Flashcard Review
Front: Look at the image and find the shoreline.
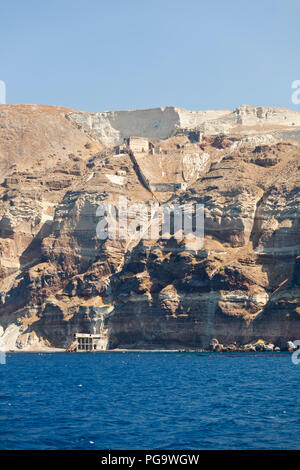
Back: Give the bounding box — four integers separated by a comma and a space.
4, 348, 293, 354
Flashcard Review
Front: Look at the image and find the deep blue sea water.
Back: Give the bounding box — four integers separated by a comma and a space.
0, 352, 299, 450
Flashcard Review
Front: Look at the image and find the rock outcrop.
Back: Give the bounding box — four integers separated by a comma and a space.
67, 104, 300, 146
0, 103, 300, 350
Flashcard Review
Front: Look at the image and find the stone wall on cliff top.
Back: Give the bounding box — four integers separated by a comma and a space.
0, 104, 300, 350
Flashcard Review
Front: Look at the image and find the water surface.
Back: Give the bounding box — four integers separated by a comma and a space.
0, 352, 299, 449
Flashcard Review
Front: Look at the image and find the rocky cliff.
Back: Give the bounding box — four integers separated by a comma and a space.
0, 103, 300, 351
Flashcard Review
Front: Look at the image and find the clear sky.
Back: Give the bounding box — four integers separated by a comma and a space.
1, 0, 300, 112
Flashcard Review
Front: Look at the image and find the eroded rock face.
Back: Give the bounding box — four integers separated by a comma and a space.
0, 104, 300, 350
67, 105, 300, 146
67, 107, 231, 146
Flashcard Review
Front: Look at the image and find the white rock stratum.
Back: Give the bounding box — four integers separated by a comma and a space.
67, 105, 300, 145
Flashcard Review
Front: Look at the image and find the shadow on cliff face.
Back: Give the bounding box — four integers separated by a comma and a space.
252, 256, 300, 345
250, 183, 300, 289
107, 237, 257, 349
19, 220, 53, 270
253, 306, 300, 346
33, 302, 105, 348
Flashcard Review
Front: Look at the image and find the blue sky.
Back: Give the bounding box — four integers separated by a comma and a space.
1, 0, 300, 112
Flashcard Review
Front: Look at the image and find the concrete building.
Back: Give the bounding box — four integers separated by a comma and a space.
188, 130, 203, 143
115, 144, 128, 155
73, 333, 106, 352
125, 136, 149, 153
116, 169, 127, 176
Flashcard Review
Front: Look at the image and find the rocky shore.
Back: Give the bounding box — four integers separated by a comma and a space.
207, 338, 297, 352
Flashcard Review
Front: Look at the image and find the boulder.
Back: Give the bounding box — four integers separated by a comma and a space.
209, 338, 219, 351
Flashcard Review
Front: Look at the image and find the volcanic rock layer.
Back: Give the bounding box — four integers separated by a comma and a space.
0, 104, 300, 350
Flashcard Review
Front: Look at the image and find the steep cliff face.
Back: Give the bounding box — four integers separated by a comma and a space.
0, 104, 300, 350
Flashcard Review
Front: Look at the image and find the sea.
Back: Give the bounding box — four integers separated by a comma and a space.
0, 352, 299, 450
